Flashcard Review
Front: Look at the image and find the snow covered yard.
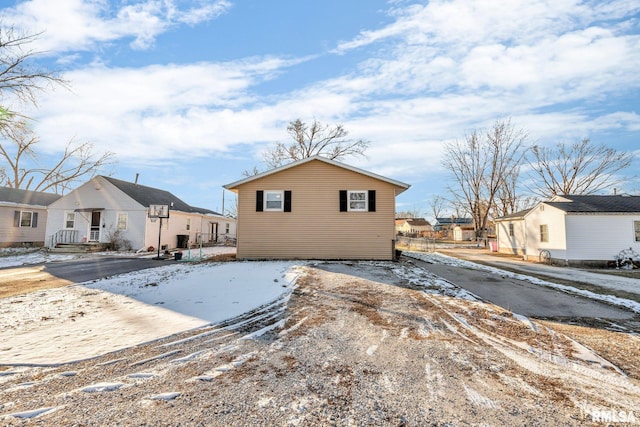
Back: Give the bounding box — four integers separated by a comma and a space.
0, 252, 300, 365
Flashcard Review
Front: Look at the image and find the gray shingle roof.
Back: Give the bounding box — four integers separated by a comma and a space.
102, 176, 220, 215
436, 217, 473, 225
545, 195, 640, 213
0, 187, 61, 207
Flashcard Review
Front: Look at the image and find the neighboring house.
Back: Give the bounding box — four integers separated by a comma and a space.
395, 218, 433, 236
495, 194, 640, 266
45, 176, 236, 251
434, 217, 474, 240
0, 187, 61, 248
224, 155, 410, 260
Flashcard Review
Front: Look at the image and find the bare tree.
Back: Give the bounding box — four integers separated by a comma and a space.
429, 195, 447, 223
0, 24, 114, 193
0, 120, 114, 194
443, 119, 527, 239
0, 24, 67, 110
528, 138, 633, 197
396, 207, 422, 219
263, 119, 369, 169
221, 190, 238, 219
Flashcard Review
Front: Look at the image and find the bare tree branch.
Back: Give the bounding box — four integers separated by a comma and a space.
528, 138, 633, 197
0, 119, 115, 194
262, 119, 369, 169
443, 119, 528, 238
0, 24, 68, 108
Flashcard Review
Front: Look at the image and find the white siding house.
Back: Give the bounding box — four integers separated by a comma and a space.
495, 195, 640, 266
46, 176, 236, 251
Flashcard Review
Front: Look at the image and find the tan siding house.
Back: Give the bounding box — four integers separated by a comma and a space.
0, 187, 60, 248
224, 156, 410, 260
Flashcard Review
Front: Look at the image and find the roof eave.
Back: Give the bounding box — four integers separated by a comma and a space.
223, 156, 411, 192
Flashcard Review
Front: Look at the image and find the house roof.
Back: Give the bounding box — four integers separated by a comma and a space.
0, 187, 61, 207
223, 155, 410, 194
101, 176, 221, 215
406, 218, 432, 227
545, 195, 640, 213
435, 217, 473, 225
495, 208, 533, 221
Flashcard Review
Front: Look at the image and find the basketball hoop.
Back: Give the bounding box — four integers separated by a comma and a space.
148, 204, 171, 260
148, 204, 170, 219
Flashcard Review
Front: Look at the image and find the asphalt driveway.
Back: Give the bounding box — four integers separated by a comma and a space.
408, 257, 635, 321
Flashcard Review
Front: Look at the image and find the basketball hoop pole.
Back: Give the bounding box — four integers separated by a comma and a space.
149, 204, 170, 260
157, 217, 163, 260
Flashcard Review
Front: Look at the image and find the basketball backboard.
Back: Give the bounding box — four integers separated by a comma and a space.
148, 204, 170, 218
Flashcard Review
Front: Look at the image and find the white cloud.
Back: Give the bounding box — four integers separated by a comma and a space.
7, 0, 640, 188
30, 56, 306, 159
4, 0, 231, 52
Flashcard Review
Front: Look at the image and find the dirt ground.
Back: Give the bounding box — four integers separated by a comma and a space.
1, 263, 639, 426
0, 265, 73, 299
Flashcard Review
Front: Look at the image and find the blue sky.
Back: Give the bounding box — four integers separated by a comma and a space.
2, 0, 639, 218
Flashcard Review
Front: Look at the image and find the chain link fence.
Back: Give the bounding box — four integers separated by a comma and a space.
395, 236, 436, 252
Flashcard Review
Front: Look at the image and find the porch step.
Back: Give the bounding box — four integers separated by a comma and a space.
51, 243, 109, 253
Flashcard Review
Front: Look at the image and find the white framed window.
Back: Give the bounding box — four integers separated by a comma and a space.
186, 218, 191, 231
265, 190, 284, 211
634, 221, 640, 242
64, 212, 76, 229
117, 213, 128, 230
225, 223, 230, 234
540, 224, 549, 243
348, 190, 367, 211
20, 211, 33, 227
508, 223, 514, 237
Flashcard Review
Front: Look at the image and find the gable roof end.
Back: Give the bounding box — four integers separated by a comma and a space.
223, 155, 410, 193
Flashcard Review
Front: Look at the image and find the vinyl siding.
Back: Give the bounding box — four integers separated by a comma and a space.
496, 218, 526, 255
235, 160, 400, 260
522, 204, 567, 261
0, 206, 48, 247
142, 211, 236, 250
565, 214, 640, 261
46, 177, 148, 249
46, 176, 235, 251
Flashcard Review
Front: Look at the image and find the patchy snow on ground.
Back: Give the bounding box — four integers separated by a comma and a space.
0, 254, 300, 365
0, 248, 76, 268
406, 251, 640, 314
1, 246, 637, 367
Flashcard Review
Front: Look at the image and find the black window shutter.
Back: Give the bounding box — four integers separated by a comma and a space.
368, 190, 376, 212
256, 190, 264, 212
284, 191, 292, 212
339, 190, 347, 212
32, 212, 38, 228
13, 211, 20, 227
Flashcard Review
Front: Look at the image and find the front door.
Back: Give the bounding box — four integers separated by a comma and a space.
211, 222, 218, 243
89, 210, 101, 242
